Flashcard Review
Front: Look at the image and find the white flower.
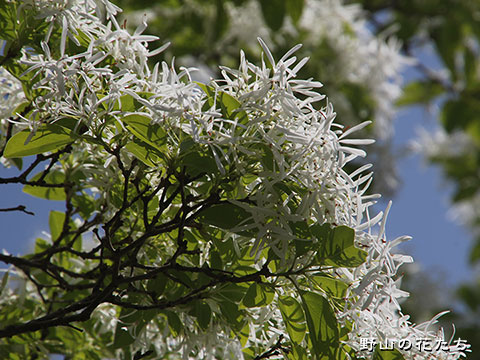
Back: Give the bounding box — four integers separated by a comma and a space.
0, 67, 25, 120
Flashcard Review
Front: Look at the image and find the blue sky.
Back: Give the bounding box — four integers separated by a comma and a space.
384, 43, 475, 286
386, 106, 473, 286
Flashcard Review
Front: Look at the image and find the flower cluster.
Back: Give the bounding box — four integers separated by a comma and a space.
222, 0, 412, 195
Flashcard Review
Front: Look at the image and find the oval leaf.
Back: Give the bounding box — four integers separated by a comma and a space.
312, 275, 348, 299
4, 124, 73, 158
260, 0, 286, 31
300, 291, 339, 358
199, 202, 253, 230
243, 283, 274, 308
315, 225, 367, 268
278, 295, 306, 344
194, 301, 211, 330
123, 114, 167, 153
23, 170, 66, 200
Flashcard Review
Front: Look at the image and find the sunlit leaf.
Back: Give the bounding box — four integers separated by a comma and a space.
49, 210, 66, 242
279, 295, 306, 344
125, 139, 161, 167
4, 124, 73, 158
315, 225, 367, 268
300, 291, 339, 358
312, 275, 348, 299
123, 114, 167, 153
23, 170, 66, 201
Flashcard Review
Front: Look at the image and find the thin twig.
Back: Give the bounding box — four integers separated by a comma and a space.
0, 205, 35, 216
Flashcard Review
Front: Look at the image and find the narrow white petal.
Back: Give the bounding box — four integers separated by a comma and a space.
60, 16, 68, 57
339, 120, 372, 139
257, 37, 275, 67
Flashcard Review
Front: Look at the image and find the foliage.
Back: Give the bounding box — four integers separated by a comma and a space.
0, 0, 471, 359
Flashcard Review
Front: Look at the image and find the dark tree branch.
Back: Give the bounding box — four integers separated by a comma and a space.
253, 335, 288, 360
0, 205, 34, 216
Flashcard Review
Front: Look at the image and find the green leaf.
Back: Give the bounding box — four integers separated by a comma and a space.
242, 283, 274, 308
34, 237, 50, 254
146, 274, 168, 297
0, 1, 18, 42
373, 346, 405, 360
464, 46, 477, 89
23, 170, 66, 200
71, 193, 95, 219
457, 284, 480, 312
219, 300, 245, 330
441, 98, 480, 133
396, 80, 444, 107
239, 323, 250, 347
312, 275, 348, 299
466, 118, 480, 145
287, 344, 308, 360
164, 310, 183, 337
469, 241, 480, 264
113, 309, 157, 349
3, 124, 73, 158
193, 301, 211, 330
113, 324, 135, 350
216, 283, 248, 303
125, 139, 161, 167
48, 207, 82, 255
197, 83, 248, 124
260, 0, 286, 31
278, 295, 306, 344
10, 157, 23, 170
291, 221, 314, 256
315, 225, 367, 268
0, 272, 9, 297
214, 0, 229, 38
210, 249, 223, 269
300, 291, 339, 359
118, 94, 136, 112
286, 0, 304, 25
98, 93, 144, 112
11, 101, 31, 118
199, 202, 253, 231
123, 114, 167, 153
180, 149, 219, 176
432, 20, 462, 77
49, 211, 66, 242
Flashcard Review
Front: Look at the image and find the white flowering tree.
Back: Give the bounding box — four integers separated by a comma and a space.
0, 1, 471, 359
